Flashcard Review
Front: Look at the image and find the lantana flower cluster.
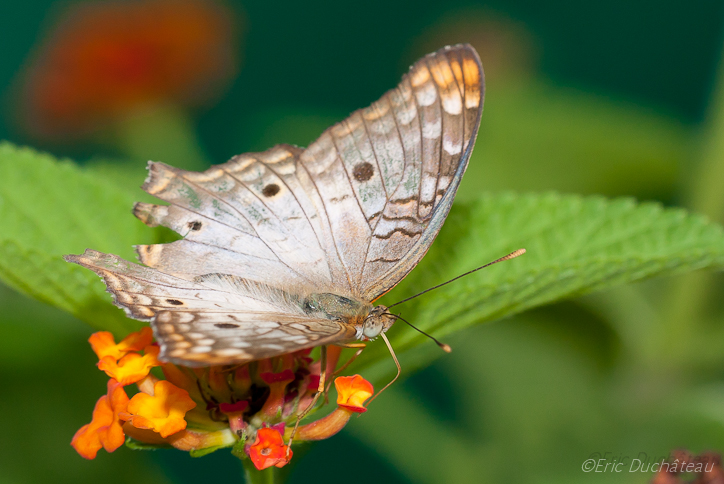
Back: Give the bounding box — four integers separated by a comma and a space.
72, 327, 373, 470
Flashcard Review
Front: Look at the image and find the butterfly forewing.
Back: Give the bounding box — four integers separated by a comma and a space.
65, 44, 484, 367
134, 145, 336, 290
301, 45, 484, 300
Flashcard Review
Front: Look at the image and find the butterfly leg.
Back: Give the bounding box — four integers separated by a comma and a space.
286, 345, 327, 457
324, 343, 367, 399
364, 333, 400, 409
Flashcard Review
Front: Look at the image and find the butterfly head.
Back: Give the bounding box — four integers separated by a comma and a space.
360, 305, 396, 340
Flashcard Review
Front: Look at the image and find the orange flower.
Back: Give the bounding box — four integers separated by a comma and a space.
335, 375, 374, 413
74, 327, 377, 467
120, 380, 196, 438
288, 375, 374, 441
161, 363, 205, 403
71, 379, 129, 459
89, 327, 153, 361
18, 0, 237, 139
97, 345, 161, 385
248, 428, 292, 470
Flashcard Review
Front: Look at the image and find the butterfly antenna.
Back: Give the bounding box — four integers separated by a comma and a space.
387, 248, 526, 309
386, 312, 451, 353
365, 333, 400, 408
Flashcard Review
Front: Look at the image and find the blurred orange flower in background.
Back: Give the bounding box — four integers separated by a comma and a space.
16, 0, 238, 140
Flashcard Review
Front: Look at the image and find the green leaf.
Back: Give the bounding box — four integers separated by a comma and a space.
0, 142, 165, 336
125, 437, 172, 451
189, 446, 227, 458
360, 192, 724, 378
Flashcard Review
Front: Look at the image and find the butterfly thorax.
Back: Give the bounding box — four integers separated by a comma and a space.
302, 293, 394, 341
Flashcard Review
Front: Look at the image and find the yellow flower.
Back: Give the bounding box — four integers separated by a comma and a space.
120, 380, 197, 438
97, 344, 160, 385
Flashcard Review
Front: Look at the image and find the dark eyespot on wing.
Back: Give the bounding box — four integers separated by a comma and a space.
214, 323, 240, 329
262, 183, 280, 197
352, 162, 374, 182
166, 299, 184, 306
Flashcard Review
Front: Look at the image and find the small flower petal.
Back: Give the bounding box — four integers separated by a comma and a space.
89, 327, 153, 361
335, 375, 373, 413
248, 428, 292, 470
120, 380, 196, 438
259, 369, 295, 385
220, 401, 249, 435
219, 401, 249, 413
97, 344, 160, 385
71, 379, 129, 459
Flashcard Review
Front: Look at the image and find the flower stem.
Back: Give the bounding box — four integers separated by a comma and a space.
241, 458, 278, 484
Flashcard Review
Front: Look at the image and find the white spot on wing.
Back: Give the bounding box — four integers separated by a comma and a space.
443, 136, 462, 155
416, 83, 437, 107
441, 92, 463, 115
191, 345, 212, 353
397, 104, 418, 125
422, 119, 441, 139
214, 348, 247, 357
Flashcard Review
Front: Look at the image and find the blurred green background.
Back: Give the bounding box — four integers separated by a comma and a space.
1, 0, 724, 483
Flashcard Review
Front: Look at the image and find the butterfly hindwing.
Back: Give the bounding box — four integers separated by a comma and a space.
65, 250, 356, 366
153, 310, 355, 366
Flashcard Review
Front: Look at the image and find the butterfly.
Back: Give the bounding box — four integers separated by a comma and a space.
65, 44, 484, 368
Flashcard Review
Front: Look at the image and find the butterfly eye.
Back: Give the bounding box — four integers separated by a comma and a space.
362, 317, 383, 339
303, 299, 318, 314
